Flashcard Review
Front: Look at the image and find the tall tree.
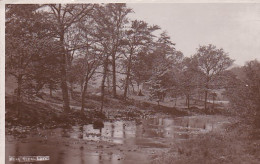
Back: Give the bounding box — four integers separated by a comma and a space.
131, 49, 153, 92
91, 4, 131, 109
122, 20, 159, 99
148, 32, 177, 105
45, 4, 95, 112
6, 4, 58, 114
107, 4, 132, 98
193, 44, 234, 110
66, 24, 83, 99
176, 56, 198, 109
6, 5, 46, 99
91, 4, 111, 111
76, 17, 102, 112
94, 4, 132, 99
29, 44, 60, 97
149, 65, 174, 106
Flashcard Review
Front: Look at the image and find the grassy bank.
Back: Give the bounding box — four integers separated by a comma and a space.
5, 91, 188, 130
151, 117, 260, 164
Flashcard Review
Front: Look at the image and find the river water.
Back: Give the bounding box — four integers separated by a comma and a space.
6, 115, 227, 164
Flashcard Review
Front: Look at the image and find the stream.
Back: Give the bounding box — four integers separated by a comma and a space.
6, 115, 228, 164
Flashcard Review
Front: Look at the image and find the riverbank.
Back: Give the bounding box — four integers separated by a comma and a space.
151, 116, 260, 164
6, 114, 234, 164
5, 92, 188, 135
6, 93, 258, 164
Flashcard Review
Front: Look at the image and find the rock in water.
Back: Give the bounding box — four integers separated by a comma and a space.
93, 119, 104, 129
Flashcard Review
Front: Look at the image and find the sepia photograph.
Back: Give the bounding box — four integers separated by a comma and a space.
3, 1, 260, 164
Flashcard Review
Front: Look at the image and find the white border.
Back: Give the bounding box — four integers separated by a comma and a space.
1, 0, 260, 163
1, 0, 260, 4
0, 1, 5, 164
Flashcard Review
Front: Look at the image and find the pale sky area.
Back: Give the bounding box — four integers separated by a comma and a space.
128, 3, 260, 66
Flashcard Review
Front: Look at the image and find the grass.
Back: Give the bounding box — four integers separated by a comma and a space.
151, 118, 260, 164
6, 80, 259, 163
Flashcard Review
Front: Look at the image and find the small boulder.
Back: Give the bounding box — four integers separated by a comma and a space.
93, 119, 104, 129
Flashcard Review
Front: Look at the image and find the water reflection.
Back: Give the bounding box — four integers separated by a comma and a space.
61, 116, 216, 145
6, 116, 219, 164
6, 141, 144, 164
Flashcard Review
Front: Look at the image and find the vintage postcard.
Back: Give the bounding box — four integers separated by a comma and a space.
1, 0, 260, 163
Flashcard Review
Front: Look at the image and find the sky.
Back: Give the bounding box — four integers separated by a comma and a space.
128, 3, 260, 66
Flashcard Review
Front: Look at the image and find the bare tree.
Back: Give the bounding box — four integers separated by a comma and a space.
107, 4, 132, 98
45, 4, 95, 113
77, 22, 102, 112
93, 4, 132, 100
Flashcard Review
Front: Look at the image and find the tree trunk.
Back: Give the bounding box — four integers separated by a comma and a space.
106, 72, 110, 94
131, 81, 135, 94
60, 32, 70, 113
17, 75, 22, 102
138, 89, 143, 96
123, 71, 130, 100
124, 53, 132, 100
256, 109, 260, 128
70, 82, 74, 100
112, 53, 117, 98
81, 77, 89, 113
49, 85, 53, 97
60, 61, 70, 112
198, 91, 202, 102
187, 94, 190, 109
16, 75, 22, 117
204, 90, 208, 110
212, 95, 215, 109
80, 82, 83, 93
35, 82, 44, 96
101, 55, 109, 111
204, 74, 210, 110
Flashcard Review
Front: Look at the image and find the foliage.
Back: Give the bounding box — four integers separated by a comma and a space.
225, 60, 260, 119
148, 32, 177, 104
6, 4, 59, 100
121, 20, 160, 97
7, 4, 251, 117
192, 44, 234, 109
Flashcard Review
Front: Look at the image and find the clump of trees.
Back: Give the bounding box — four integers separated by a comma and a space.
6, 4, 259, 122
6, 4, 60, 115
145, 44, 234, 110
224, 60, 260, 127
6, 4, 165, 113
192, 44, 234, 109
